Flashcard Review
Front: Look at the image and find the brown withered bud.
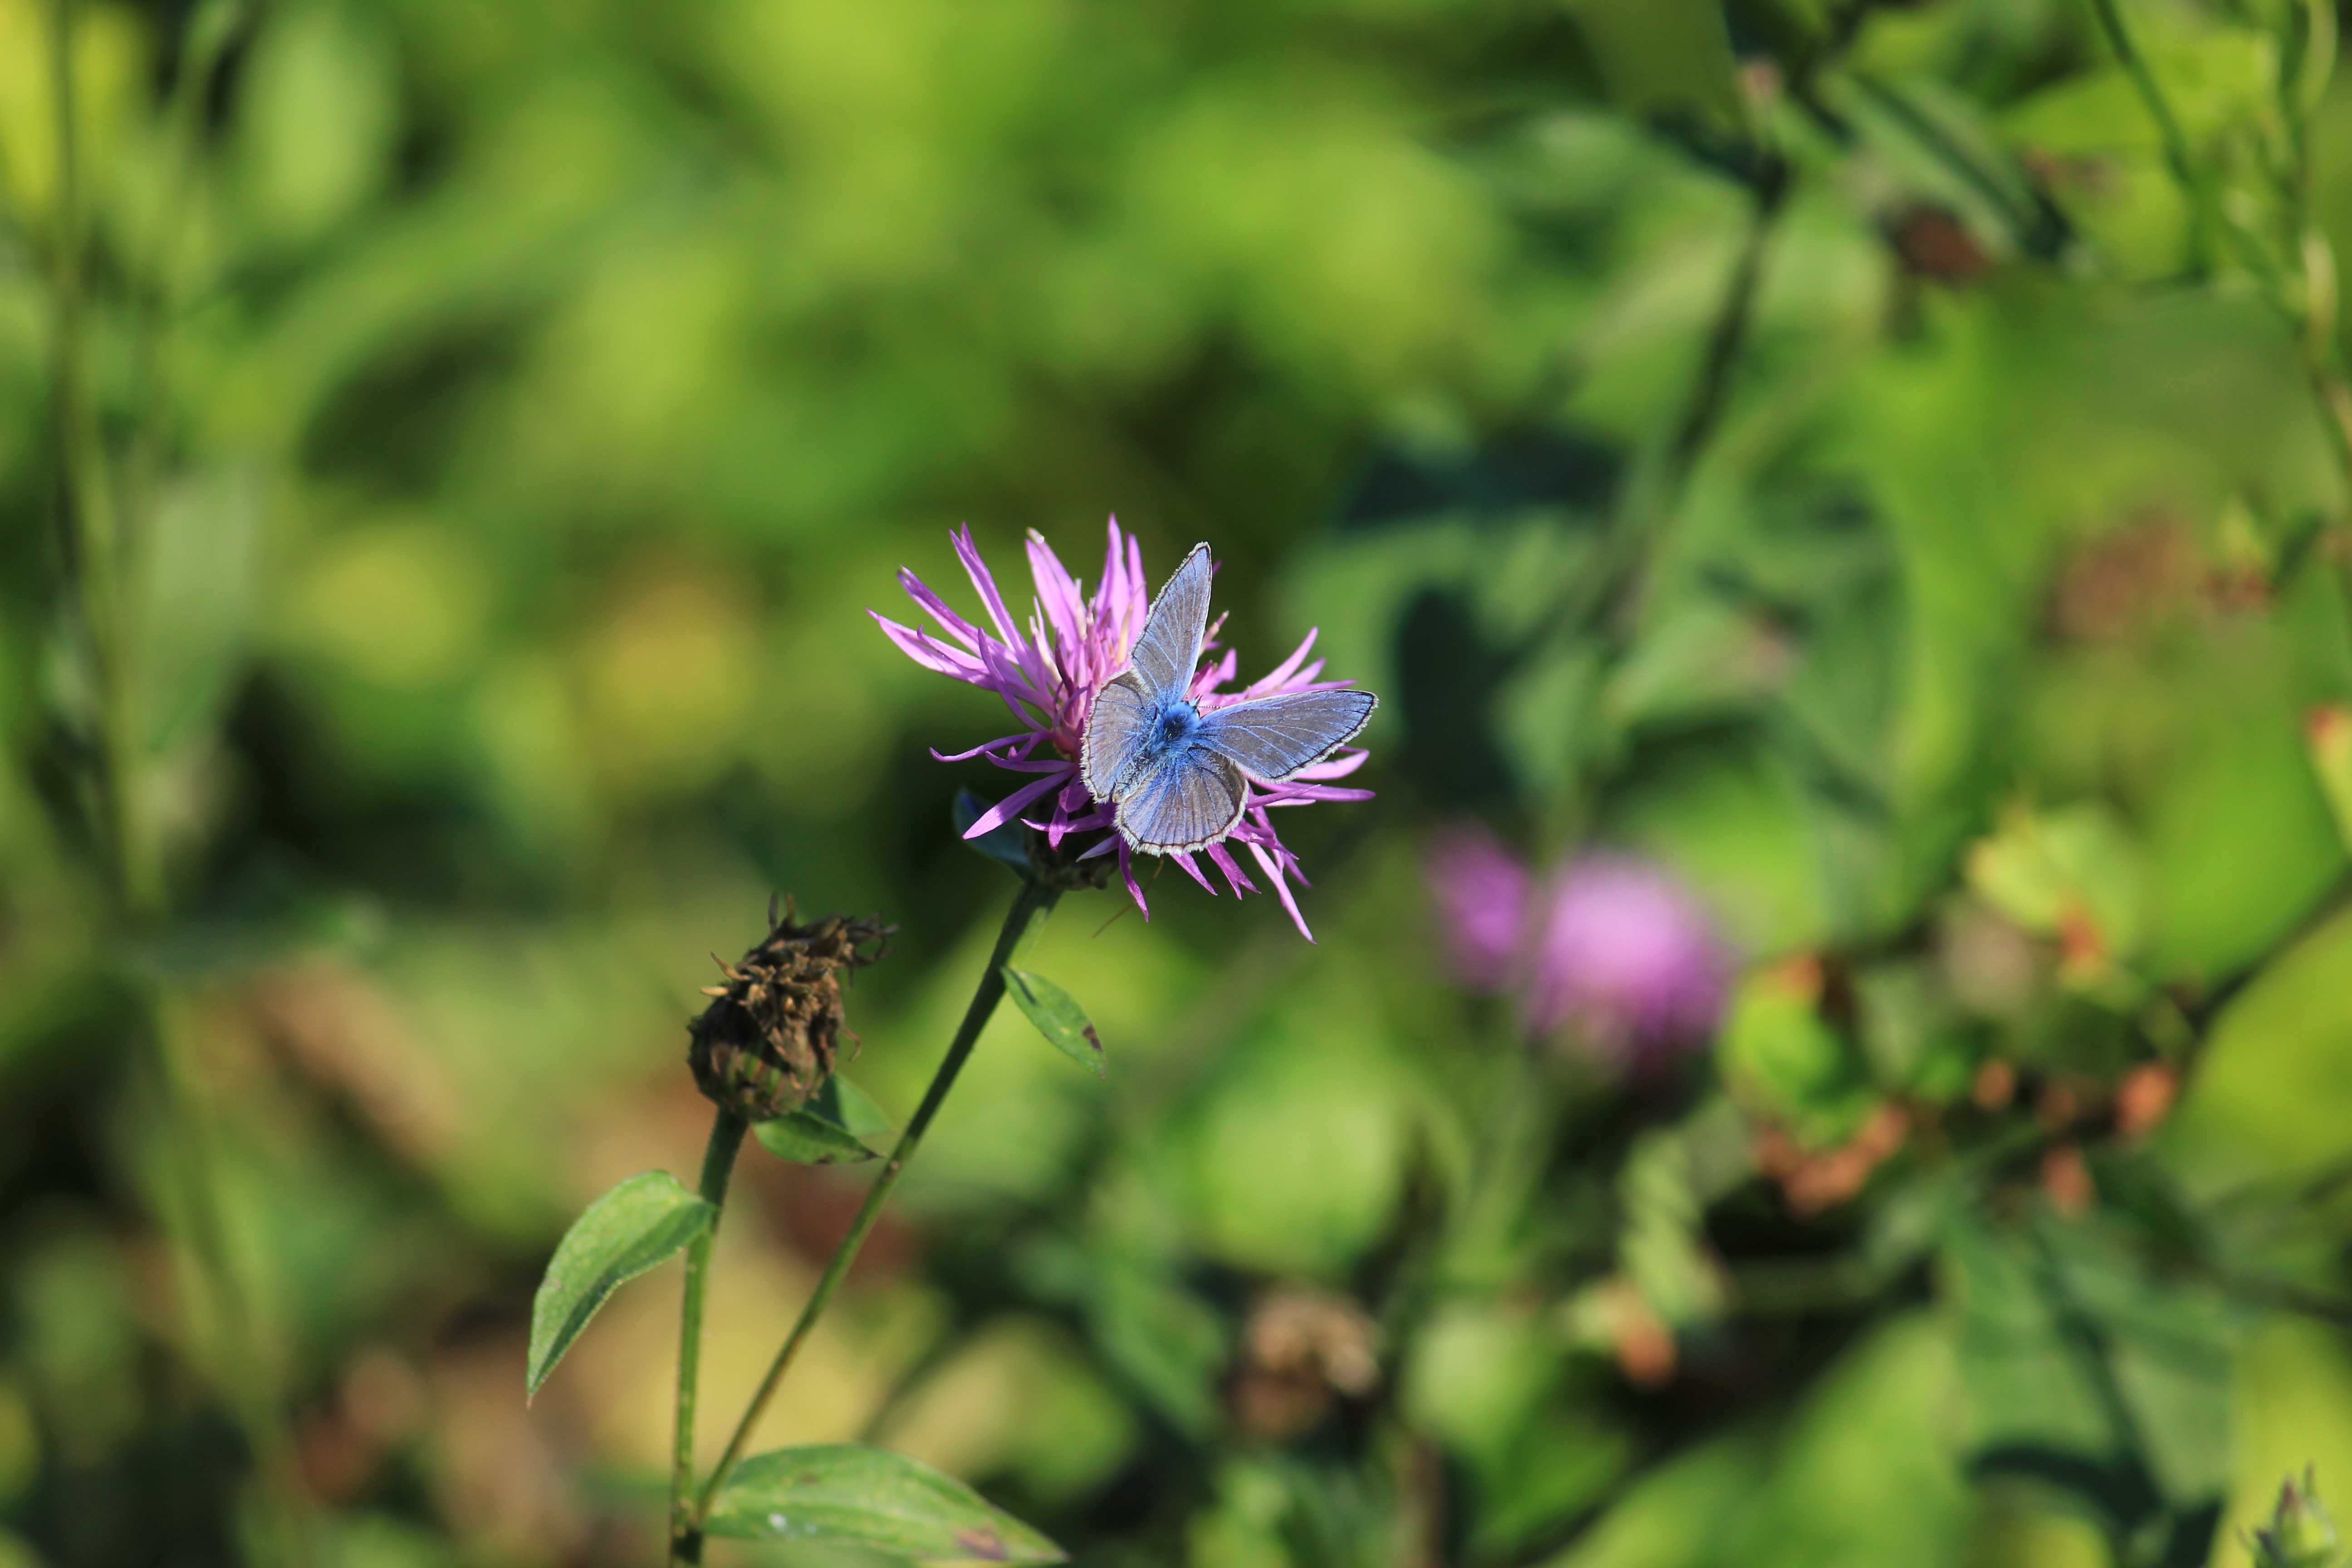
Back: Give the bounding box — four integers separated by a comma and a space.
687, 897, 892, 1122
1226, 1284, 1381, 1442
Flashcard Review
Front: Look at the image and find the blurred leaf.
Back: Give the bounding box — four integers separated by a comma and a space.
1002, 967, 1103, 1078
1716, 958, 1872, 1147
1561, 0, 1739, 122
2002, 29, 2279, 154
702, 1443, 1065, 1563
134, 465, 262, 757
525, 1171, 713, 1398
955, 789, 1036, 877
2306, 705, 2352, 855
235, 0, 398, 244
2161, 906, 2352, 1190
1965, 801, 2147, 977
1944, 1214, 2232, 1560
1828, 73, 2064, 263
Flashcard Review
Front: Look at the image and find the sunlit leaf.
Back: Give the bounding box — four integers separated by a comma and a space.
1002, 968, 1103, 1077
702, 1443, 1066, 1563
526, 1172, 712, 1398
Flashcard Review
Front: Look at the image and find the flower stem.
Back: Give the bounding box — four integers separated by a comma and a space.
668, 1107, 748, 1567
2086, 0, 2217, 277
695, 877, 1061, 1519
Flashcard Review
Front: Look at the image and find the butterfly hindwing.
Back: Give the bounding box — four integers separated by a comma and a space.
1124, 543, 1213, 702
1194, 689, 1377, 782
1114, 743, 1248, 855
1080, 671, 1156, 800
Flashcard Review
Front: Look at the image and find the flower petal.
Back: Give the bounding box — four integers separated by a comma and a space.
1245, 627, 1319, 696
1026, 531, 1087, 650
897, 568, 985, 652
1207, 842, 1257, 897
961, 771, 1067, 838
1119, 843, 1150, 919
872, 611, 985, 680
931, 730, 1043, 763
1245, 837, 1314, 942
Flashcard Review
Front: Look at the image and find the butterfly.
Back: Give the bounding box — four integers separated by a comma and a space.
1082, 543, 1377, 855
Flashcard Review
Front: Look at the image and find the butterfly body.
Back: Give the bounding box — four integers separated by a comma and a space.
1082, 544, 1377, 856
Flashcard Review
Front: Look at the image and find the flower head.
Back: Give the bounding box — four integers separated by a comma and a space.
1426, 828, 1730, 1071
688, 900, 892, 1121
873, 519, 1372, 939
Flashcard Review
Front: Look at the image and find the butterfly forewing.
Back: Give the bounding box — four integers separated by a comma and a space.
1194, 689, 1377, 782
1123, 544, 1214, 701
1080, 671, 1156, 800
1115, 746, 1248, 855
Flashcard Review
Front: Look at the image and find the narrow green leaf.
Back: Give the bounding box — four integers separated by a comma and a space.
753, 1074, 893, 1164
527, 1172, 713, 1398
824, 1074, 897, 1139
953, 789, 1035, 876
703, 1444, 1066, 1563
1002, 967, 1104, 1077
755, 1107, 880, 1165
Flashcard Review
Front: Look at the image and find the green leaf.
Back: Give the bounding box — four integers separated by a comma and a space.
756, 1103, 881, 1165
1002, 968, 1104, 1077
1715, 960, 1872, 1148
527, 1172, 713, 1398
1944, 1212, 2234, 1548
754, 1075, 894, 1164
822, 1074, 897, 1139
954, 789, 1035, 877
702, 1443, 1067, 1563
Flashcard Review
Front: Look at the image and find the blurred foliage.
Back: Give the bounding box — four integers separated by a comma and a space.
11, 0, 2352, 1564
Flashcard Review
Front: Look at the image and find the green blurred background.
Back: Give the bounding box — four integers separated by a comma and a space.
13, 0, 2352, 1563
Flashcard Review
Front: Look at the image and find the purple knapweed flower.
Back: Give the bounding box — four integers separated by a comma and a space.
1426, 828, 1730, 1071
1426, 827, 1531, 991
872, 519, 1373, 939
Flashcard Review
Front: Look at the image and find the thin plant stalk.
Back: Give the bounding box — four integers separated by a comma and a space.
693, 878, 1061, 1521
668, 1108, 749, 1567
47, 3, 308, 1561
2086, 0, 2219, 276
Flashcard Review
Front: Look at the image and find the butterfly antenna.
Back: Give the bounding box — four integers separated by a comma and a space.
1092, 902, 1134, 938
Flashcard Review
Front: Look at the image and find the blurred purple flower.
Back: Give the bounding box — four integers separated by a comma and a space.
1426, 827, 1531, 991
872, 518, 1372, 939
1426, 830, 1730, 1069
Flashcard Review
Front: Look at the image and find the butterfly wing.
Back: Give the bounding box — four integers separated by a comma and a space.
1194, 689, 1377, 782
1115, 743, 1248, 855
1080, 671, 1156, 800
1124, 543, 1214, 702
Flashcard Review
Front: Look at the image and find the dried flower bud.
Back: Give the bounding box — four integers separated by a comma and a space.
1226, 1285, 1381, 1442
687, 899, 891, 1122
2249, 1469, 2340, 1568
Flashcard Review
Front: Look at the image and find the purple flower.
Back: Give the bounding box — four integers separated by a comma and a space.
872, 519, 1373, 939
1426, 829, 1730, 1070
1426, 827, 1531, 991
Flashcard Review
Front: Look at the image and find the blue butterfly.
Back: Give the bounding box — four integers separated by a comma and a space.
1082, 543, 1377, 855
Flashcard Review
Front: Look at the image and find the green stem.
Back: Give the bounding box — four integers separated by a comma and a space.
2087, 0, 2220, 278
668, 1108, 748, 1567
50, 7, 301, 1560
695, 878, 1061, 1519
